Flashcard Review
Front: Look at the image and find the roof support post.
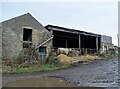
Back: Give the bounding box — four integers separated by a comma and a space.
79, 34, 81, 49
79, 34, 81, 54
51, 29, 53, 48
96, 37, 98, 52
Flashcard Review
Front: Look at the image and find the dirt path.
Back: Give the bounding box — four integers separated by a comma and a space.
2, 58, 119, 87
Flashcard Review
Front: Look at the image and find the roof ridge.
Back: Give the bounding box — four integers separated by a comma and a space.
1, 12, 31, 23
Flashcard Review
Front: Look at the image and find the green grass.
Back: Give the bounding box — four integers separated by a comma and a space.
14, 64, 70, 73
15, 67, 29, 73
101, 53, 118, 60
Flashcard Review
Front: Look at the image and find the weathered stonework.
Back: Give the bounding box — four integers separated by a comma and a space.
1, 13, 51, 60
0, 23, 2, 60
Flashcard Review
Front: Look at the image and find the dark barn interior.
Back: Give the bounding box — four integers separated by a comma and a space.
81, 35, 100, 49
23, 28, 32, 41
45, 25, 101, 54
53, 30, 79, 48
23, 28, 32, 48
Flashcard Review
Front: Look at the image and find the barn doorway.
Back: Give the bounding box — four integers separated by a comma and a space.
38, 46, 46, 59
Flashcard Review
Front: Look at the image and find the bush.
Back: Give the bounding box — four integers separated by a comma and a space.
16, 46, 39, 65
46, 51, 58, 65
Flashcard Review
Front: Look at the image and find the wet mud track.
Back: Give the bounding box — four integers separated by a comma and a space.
2, 58, 119, 87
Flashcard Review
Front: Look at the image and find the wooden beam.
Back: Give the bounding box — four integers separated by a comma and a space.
51, 29, 53, 48
96, 37, 98, 50
35, 35, 54, 49
79, 34, 81, 49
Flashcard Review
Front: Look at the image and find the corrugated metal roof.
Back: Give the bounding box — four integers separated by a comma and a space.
45, 24, 101, 37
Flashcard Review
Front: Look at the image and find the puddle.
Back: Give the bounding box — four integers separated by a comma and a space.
4, 77, 118, 88
5, 77, 74, 87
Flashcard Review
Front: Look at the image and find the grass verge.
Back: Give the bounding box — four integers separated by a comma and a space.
2, 63, 70, 73
101, 53, 119, 60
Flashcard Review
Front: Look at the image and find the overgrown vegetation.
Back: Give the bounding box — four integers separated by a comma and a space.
13, 64, 69, 73
2, 63, 70, 73
2, 46, 119, 73
100, 53, 118, 60
2, 49, 71, 73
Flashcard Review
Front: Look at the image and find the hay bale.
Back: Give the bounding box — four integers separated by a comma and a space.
57, 54, 101, 65
57, 54, 75, 64
73, 54, 101, 60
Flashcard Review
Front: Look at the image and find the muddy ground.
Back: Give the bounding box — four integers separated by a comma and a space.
2, 58, 119, 87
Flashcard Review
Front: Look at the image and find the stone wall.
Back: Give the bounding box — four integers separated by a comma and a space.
0, 23, 2, 60
2, 13, 51, 60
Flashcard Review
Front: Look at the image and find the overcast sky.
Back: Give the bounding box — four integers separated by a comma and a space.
1, 1, 118, 46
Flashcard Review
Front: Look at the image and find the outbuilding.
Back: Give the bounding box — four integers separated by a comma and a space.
45, 25, 101, 54
1, 13, 52, 60
0, 13, 113, 60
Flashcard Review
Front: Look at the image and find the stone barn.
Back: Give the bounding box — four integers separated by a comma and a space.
1, 13, 52, 60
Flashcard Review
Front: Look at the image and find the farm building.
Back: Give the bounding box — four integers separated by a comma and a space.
45, 25, 101, 54
1, 13, 52, 60
0, 13, 113, 60
100, 35, 113, 54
